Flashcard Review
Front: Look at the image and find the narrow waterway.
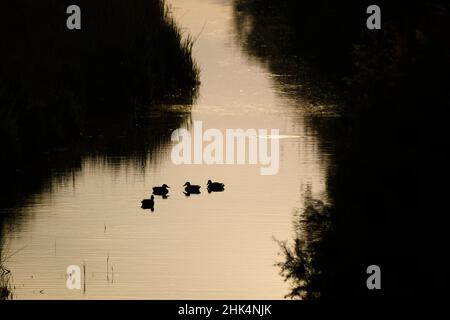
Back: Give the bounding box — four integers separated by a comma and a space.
1, 0, 334, 299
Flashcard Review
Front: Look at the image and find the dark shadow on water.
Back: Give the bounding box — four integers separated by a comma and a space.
275, 193, 333, 300
232, 0, 344, 116
0, 105, 191, 237
184, 191, 201, 196
234, 0, 450, 298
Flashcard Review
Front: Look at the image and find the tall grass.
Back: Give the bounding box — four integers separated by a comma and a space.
0, 239, 13, 300
0, 267, 11, 300
0, 0, 200, 166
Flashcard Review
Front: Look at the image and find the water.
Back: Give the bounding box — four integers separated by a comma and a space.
1, 0, 334, 299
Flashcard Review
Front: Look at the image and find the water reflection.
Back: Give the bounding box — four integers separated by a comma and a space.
276, 187, 335, 300
0, 104, 192, 298
232, 0, 342, 116
232, 0, 446, 299
231, 0, 344, 299
1, 104, 192, 222
1, 0, 334, 299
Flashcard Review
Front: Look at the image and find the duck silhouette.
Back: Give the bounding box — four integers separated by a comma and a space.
152, 184, 170, 197
207, 180, 225, 193
141, 195, 155, 211
183, 182, 201, 195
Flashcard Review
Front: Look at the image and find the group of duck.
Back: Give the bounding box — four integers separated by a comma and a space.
141, 180, 225, 211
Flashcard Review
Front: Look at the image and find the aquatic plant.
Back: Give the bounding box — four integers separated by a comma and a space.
0, 239, 13, 300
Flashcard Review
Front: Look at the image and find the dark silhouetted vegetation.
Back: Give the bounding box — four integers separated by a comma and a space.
234, 0, 450, 298
0, 238, 12, 300
276, 195, 333, 300
0, 1, 199, 256
0, 0, 199, 168
0, 1, 199, 211
0, 270, 11, 300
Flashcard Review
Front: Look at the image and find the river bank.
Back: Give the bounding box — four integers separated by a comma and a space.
234, 0, 450, 298
0, 0, 199, 171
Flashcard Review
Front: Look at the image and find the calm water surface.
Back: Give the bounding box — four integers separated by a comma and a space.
2, 0, 334, 299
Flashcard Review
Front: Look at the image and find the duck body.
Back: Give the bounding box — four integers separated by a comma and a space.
207, 180, 225, 192
141, 195, 154, 211
183, 182, 201, 194
152, 184, 170, 196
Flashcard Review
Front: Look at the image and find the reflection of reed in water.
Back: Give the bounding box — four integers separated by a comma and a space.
0, 105, 192, 238
0, 238, 13, 300
232, 0, 341, 116
82, 104, 193, 170
276, 196, 333, 300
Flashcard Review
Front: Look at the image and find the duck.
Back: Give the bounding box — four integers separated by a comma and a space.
141, 195, 154, 211
183, 182, 201, 195
152, 184, 170, 196
207, 180, 225, 192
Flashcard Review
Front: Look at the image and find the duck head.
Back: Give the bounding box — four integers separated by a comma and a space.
207, 180, 212, 185
183, 182, 191, 187
162, 184, 170, 188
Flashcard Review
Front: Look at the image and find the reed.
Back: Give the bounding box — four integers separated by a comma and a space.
0, 240, 13, 300
0, 0, 200, 166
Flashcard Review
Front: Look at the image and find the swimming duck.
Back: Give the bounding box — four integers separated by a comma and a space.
207, 180, 225, 192
141, 195, 154, 211
183, 182, 201, 194
152, 184, 170, 196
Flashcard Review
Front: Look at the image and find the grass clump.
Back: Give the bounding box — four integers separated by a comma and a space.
0, 239, 13, 300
